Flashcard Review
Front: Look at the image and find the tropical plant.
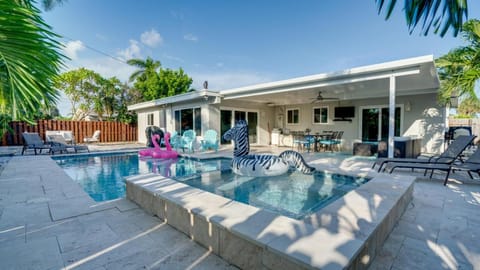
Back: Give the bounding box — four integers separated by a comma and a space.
127, 57, 161, 82
0, 0, 65, 138
457, 97, 480, 117
436, 19, 480, 105
376, 0, 469, 36
54, 68, 104, 120
127, 57, 193, 101
55, 68, 138, 123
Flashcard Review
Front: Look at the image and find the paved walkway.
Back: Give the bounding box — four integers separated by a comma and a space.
0, 145, 479, 269
0, 155, 237, 270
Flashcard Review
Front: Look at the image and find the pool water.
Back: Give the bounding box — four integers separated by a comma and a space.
53, 152, 230, 202
54, 152, 369, 219
178, 170, 369, 219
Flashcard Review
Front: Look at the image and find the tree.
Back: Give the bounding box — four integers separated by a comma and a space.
54, 68, 104, 120
0, 0, 65, 138
376, 0, 469, 36
127, 57, 161, 82
127, 57, 193, 101
152, 68, 193, 99
55, 68, 138, 123
457, 97, 480, 117
436, 19, 480, 105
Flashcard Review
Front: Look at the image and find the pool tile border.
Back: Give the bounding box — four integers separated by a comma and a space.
126, 173, 414, 270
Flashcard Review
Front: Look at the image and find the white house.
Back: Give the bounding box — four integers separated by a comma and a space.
128, 55, 445, 157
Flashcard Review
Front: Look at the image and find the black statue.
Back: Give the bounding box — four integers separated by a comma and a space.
145, 126, 164, 147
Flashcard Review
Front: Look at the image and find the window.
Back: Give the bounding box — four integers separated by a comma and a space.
313, 107, 328, 124
174, 108, 202, 135
147, 113, 154, 125
287, 108, 299, 124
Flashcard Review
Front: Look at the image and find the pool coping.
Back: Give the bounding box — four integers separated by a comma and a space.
125, 170, 414, 269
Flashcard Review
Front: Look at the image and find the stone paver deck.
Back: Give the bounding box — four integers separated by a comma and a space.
0, 144, 479, 269
0, 155, 237, 270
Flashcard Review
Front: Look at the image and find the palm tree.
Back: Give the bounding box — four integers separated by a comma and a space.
127, 57, 161, 82
376, 0, 469, 37
436, 19, 480, 104
0, 0, 65, 135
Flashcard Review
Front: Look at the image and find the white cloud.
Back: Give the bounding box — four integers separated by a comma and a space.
140, 29, 163, 47
183, 33, 198, 42
117, 39, 141, 60
63, 40, 85, 60
189, 71, 272, 91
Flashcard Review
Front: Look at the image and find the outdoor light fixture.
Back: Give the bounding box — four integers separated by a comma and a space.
405, 101, 411, 112
450, 95, 459, 108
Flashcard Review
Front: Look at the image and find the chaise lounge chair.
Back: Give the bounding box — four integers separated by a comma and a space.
372, 135, 476, 172
84, 130, 100, 143
21, 132, 60, 155
47, 134, 89, 153
385, 147, 480, 185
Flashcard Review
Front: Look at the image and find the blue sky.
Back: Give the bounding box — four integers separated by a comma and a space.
41, 1, 480, 116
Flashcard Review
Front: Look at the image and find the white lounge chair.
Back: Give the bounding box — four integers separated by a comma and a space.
84, 130, 100, 143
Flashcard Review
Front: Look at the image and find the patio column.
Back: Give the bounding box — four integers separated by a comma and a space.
388, 75, 396, 158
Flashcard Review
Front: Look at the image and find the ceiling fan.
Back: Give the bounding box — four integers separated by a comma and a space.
311, 91, 339, 103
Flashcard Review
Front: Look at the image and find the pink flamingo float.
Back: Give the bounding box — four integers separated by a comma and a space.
151, 132, 179, 159
139, 132, 179, 159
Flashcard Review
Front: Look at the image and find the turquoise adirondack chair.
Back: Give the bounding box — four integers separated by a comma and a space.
200, 129, 219, 152
169, 131, 181, 150
179, 130, 196, 152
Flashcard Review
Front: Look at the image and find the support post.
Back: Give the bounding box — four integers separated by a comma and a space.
388, 75, 396, 158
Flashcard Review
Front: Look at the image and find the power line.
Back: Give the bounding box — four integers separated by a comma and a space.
60, 34, 128, 65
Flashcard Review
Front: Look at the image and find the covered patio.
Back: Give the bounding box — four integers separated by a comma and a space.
220, 55, 441, 158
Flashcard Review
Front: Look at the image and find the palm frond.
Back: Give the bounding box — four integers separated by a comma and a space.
376, 0, 468, 37
0, 1, 65, 122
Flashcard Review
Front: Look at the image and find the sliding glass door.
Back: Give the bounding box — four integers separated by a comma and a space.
220, 109, 258, 144
361, 106, 401, 142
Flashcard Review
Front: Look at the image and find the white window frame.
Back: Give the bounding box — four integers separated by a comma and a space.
286, 108, 300, 125
174, 107, 202, 134
358, 104, 404, 141
312, 106, 329, 124
147, 113, 154, 126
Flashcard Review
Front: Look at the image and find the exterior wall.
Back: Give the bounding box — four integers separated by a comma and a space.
219, 100, 276, 145
133, 93, 444, 154
136, 107, 163, 144
279, 93, 444, 154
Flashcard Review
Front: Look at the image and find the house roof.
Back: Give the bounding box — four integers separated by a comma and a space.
221, 55, 440, 105
128, 55, 440, 110
127, 90, 222, 111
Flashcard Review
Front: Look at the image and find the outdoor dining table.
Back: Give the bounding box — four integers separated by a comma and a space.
313, 132, 334, 152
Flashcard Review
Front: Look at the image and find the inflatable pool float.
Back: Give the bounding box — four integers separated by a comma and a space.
223, 120, 314, 177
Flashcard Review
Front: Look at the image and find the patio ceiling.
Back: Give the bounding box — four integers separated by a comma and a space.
220, 55, 440, 105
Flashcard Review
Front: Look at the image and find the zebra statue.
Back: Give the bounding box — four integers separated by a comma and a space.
223, 120, 315, 177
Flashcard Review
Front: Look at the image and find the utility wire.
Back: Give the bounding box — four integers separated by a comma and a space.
60, 34, 129, 65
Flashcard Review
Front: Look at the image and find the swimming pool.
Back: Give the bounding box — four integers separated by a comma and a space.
54, 152, 369, 219
53, 152, 230, 201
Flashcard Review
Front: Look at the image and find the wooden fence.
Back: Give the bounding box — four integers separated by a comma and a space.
2, 120, 137, 146
449, 117, 480, 137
